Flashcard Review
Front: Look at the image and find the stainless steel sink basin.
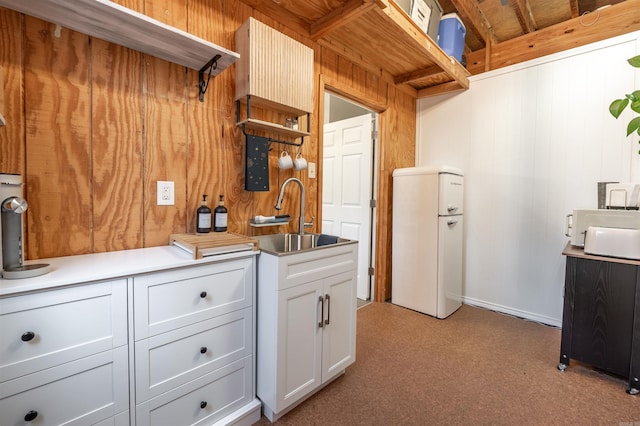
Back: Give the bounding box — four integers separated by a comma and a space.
256, 233, 354, 255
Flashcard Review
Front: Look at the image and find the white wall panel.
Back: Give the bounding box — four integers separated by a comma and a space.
416, 32, 640, 325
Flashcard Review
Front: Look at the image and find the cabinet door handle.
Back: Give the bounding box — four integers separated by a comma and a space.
200, 291, 207, 299
21, 331, 35, 342
318, 295, 324, 328
200, 346, 207, 354
200, 401, 207, 409
325, 294, 331, 325
24, 410, 38, 421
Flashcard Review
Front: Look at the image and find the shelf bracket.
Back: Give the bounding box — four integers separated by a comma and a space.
198, 54, 221, 102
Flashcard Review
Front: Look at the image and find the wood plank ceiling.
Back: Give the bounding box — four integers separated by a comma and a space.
239, 0, 637, 97
443, 0, 625, 54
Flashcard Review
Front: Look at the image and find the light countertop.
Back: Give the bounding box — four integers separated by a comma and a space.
0, 245, 257, 297
562, 242, 640, 266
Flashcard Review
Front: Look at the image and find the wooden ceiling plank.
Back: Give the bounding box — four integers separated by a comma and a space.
466, 0, 640, 74
394, 65, 444, 84
316, 37, 421, 98
508, 0, 537, 33
310, 0, 378, 40
569, 0, 580, 18
449, 0, 498, 47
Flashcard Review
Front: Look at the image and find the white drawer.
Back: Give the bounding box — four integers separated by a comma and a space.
0, 346, 129, 426
94, 410, 130, 426
135, 307, 253, 402
0, 279, 127, 382
136, 356, 253, 426
274, 243, 357, 291
134, 258, 254, 339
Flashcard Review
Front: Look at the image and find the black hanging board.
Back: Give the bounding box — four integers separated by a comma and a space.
245, 134, 269, 191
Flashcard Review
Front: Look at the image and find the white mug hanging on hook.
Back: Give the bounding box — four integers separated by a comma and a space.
294, 152, 307, 171
278, 150, 293, 170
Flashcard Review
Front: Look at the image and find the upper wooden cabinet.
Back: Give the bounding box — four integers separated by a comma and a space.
0, 0, 239, 76
235, 17, 314, 116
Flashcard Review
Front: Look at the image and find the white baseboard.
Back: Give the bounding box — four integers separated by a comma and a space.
462, 296, 562, 328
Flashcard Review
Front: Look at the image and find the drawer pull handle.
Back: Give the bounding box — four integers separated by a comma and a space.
200, 401, 207, 409
200, 346, 207, 354
21, 331, 35, 342
200, 291, 207, 299
325, 294, 331, 325
24, 410, 38, 421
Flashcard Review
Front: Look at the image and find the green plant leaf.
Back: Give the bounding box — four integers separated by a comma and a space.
627, 90, 640, 102
626, 116, 640, 136
628, 55, 640, 68
610, 98, 629, 118
632, 100, 640, 114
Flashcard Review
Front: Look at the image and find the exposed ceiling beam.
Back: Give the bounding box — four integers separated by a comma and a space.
465, 0, 640, 74
417, 81, 466, 98
449, 0, 498, 48
235, 0, 311, 36
310, 0, 379, 40
508, 0, 537, 33
394, 65, 444, 85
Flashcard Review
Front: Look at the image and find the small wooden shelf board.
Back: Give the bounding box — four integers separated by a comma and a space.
237, 119, 310, 138
170, 232, 259, 259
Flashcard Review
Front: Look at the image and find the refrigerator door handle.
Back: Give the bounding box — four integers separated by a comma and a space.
447, 219, 458, 226
447, 205, 459, 213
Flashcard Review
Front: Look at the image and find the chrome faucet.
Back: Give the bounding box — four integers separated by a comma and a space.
275, 177, 305, 235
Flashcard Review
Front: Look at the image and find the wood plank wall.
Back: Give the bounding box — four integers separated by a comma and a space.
0, 0, 416, 301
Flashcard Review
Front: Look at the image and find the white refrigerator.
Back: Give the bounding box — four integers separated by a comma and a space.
391, 166, 464, 319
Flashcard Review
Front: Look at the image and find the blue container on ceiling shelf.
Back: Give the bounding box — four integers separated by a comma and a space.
437, 13, 466, 63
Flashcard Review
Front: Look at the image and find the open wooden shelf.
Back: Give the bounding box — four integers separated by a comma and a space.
309, 0, 470, 98
0, 0, 239, 74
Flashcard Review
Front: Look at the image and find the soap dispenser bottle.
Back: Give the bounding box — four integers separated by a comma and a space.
196, 194, 211, 234
213, 194, 228, 232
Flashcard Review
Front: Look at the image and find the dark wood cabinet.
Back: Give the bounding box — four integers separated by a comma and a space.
560, 245, 640, 394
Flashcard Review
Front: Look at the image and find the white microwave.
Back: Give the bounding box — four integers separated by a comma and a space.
566, 208, 640, 247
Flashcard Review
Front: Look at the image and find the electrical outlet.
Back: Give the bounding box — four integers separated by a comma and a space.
157, 181, 174, 205
308, 162, 316, 179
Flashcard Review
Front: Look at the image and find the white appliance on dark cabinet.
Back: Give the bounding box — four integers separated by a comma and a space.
391, 166, 464, 319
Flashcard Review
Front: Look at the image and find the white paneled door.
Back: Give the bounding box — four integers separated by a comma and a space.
323, 113, 373, 300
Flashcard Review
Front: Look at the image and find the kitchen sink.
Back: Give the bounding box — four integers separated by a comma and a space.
255, 233, 354, 255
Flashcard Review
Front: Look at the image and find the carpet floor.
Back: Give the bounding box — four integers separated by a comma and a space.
254, 302, 639, 425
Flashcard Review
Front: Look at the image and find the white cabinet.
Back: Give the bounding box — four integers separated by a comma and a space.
0, 250, 260, 426
133, 258, 260, 425
0, 279, 129, 425
256, 243, 357, 422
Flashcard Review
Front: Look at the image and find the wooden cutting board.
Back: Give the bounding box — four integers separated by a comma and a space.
170, 232, 259, 259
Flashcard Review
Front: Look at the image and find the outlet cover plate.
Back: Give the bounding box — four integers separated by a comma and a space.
308, 162, 316, 179
157, 181, 174, 205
